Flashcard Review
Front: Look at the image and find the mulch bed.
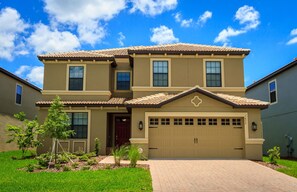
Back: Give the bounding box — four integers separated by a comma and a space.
254, 161, 285, 170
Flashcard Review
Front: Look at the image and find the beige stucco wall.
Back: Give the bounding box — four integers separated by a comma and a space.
131, 92, 263, 160
37, 107, 128, 155
0, 73, 41, 120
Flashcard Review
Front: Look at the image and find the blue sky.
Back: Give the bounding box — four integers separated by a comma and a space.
0, 0, 296, 88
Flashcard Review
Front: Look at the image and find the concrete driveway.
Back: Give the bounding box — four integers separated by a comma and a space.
149, 159, 297, 192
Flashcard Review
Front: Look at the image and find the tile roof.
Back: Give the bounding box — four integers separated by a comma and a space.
38, 43, 250, 60
36, 98, 126, 106
125, 86, 269, 109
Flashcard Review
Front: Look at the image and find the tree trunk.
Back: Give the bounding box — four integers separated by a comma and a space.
54, 139, 57, 164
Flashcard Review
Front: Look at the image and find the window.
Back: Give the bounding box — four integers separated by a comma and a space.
221, 118, 230, 125
68, 112, 88, 139
15, 84, 22, 105
232, 118, 241, 126
197, 118, 206, 125
153, 61, 168, 87
149, 118, 159, 126
116, 72, 131, 90
185, 118, 194, 125
209, 118, 217, 125
206, 61, 221, 87
161, 118, 170, 125
269, 80, 277, 103
69, 66, 84, 90
174, 118, 183, 125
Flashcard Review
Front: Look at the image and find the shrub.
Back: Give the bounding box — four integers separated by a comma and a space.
267, 146, 280, 165
86, 152, 96, 158
71, 162, 79, 169
36, 153, 52, 167
26, 164, 35, 172
87, 159, 97, 166
74, 150, 85, 156
55, 164, 62, 170
128, 145, 141, 168
81, 165, 90, 171
57, 153, 70, 164
66, 153, 77, 160
79, 155, 89, 162
63, 166, 71, 172
105, 164, 111, 170
112, 145, 128, 166
95, 138, 101, 156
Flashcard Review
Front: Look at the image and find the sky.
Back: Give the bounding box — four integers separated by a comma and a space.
0, 0, 296, 88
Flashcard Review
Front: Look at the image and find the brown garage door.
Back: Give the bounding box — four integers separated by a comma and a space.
149, 117, 244, 158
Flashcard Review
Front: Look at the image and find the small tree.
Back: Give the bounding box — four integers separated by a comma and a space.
94, 138, 101, 156
6, 112, 43, 158
267, 146, 280, 165
42, 96, 74, 164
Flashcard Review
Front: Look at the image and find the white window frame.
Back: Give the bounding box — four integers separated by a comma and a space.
150, 58, 171, 87
66, 64, 86, 91
15, 83, 23, 106
114, 70, 132, 92
268, 79, 277, 104
203, 59, 225, 87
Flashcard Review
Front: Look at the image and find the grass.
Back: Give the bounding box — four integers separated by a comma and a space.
0, 150, 152, 192
263, 156, 297, 178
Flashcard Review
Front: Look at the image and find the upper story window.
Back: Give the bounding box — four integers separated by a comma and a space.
269, 80, 277, 104
69, 66, 84, 91
68, 112, 88, 139
206, 61, 221, 87
15, 84, 22, 105
153, 61, 168, 87
116, 71, 131, 90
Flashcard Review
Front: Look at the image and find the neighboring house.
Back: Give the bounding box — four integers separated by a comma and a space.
0, 67, 42, 151
36, 43, 268, 160
246, 59, 297, 158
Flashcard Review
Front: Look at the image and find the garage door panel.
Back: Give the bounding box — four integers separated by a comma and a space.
149, 117, 244, 159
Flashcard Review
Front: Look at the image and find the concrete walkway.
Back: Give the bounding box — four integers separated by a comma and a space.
149, 159, 297, 192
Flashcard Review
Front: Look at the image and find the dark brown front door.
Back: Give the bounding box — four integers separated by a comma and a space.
115, 117, 131, 146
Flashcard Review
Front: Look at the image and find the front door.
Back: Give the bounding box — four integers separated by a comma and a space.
115, 117, 131, 146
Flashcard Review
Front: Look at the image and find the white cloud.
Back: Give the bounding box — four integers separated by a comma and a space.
15, 65, 30, 76
130, 0, 177, 16
15, 65, 44, 86
173, 12, 193, 28
290, 29, 297, 36
0, 7, 29, 61
150, 25, 179, 44
214, 5, 260, 44
44, 0, 126, 45
27, 23, 80, 54
287, 28, 297, 45
235, 5, 260, 30
198, 11, 212, 26
118, 32, 126, 46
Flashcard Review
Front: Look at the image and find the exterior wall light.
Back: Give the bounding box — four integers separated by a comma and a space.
252, 122, 257, 131
138, 121, 143, 130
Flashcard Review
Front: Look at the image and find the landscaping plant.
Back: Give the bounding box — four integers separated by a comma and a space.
95, 138, 101, 156
267, 146, 281, 165
42, 96, 74, 164
6, 112, 44, 158
128, 145, 141, 168
112, 145, 128, 166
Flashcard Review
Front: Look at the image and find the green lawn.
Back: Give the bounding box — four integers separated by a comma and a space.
263, 156, 297, 178
0, 150, 152, 192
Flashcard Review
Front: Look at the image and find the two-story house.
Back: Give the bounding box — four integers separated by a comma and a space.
36, 43, 268, 160
0, 67, 42, 151
246, 59, 297, 158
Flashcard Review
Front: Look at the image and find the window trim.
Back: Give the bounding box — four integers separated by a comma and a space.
114, 70, 132, 92
15, 83, 23, 106
203, 59, 225, 87
66, 64, 86, 91
150, 58, 171, 87
268, 79, 278, 104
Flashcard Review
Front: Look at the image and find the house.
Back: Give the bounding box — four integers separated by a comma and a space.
246, 59, 297, 158
0, 67, 42, 151
36, 43, 268, 160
